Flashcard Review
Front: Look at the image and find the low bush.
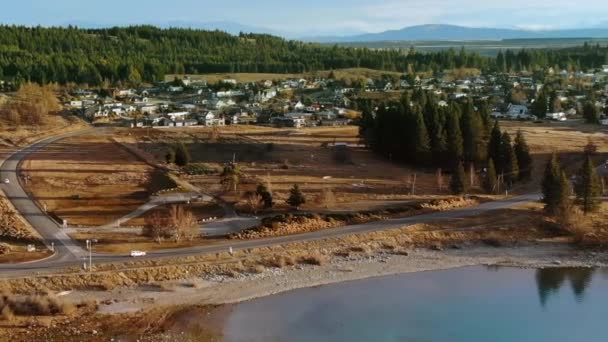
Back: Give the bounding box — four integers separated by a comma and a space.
0, 293, 76, 319
262, 255, 295, 268
298, 253, 328, 266
183, 163, 217, 176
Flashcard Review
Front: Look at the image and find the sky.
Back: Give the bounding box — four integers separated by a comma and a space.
1, 0, 607, 37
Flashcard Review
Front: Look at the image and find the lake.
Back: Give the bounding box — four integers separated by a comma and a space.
224, 266, 608, 342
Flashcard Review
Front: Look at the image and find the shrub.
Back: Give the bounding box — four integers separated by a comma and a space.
183, 163, 216, 175
298, 253, 327, 266
165, 148, 176, 164
556, 206, 595, 244
0, 294, 76, 317
315, 188, 336, 208
287, 184, 306, 210
0, 306, 14, 321
174, 143, 191, 167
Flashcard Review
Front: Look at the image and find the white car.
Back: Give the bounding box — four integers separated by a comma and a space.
3, 179, 9, 184
130, 250, 147, 257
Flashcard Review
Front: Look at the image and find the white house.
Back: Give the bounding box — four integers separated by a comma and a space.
221, 79, 237, 85
254, 88, 277, 103
548, 112, 567, 121
167, 112, 189, 120
116, 89, 135, 97
293, 101, 305, 111
603, 65, 608, 73
69, 100, 83, 108
168, 86, 184, 93
139, 104, 158, 114
506, 104, 529, 118
202, 112, 225, 126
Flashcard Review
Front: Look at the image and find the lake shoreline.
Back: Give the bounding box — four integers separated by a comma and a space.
87, 242, 606, 314
14, 242, 607, 341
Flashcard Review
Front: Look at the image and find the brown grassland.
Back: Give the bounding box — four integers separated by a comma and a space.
165, 67, 403, 84
20, 131, 158, 227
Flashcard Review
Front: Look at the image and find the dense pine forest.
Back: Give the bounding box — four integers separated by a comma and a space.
1, 25, 608, 86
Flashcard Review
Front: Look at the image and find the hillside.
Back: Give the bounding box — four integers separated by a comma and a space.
0, 25, 441, 86
0, 25, 607, 87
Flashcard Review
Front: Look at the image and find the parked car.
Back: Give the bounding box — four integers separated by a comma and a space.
3, 179, 9, 184
130, 250, 147, 257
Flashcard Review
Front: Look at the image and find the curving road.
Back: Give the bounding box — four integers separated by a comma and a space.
0, 128, 541, 277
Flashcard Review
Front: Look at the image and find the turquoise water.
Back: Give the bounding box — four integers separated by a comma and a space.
224, 267, 608, 342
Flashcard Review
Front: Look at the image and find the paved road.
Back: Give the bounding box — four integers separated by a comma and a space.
0, 130, 99, 262
0, 128, 541, 277
99, 192, 213, 229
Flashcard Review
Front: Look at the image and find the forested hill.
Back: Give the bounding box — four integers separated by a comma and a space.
0, 25, 607, 86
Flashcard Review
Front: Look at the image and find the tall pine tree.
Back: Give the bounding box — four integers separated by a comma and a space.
450, 161, 468, 195
483, 158, 498, 194
575, 156, 601, 214
542, 153, 566, 214
500, 132, 519, 186
488, 121, 503, 172
461, 101, 485, 166
446, 111, 463, 167
513, 130, 532, 181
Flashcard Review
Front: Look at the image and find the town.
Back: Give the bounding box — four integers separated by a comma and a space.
1, 13, 608, 341
62, 65, 608, 129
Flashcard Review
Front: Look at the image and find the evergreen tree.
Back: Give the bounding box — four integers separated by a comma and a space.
583, 101, 600, 124
556, 171, 574, 214
446, 111, 463, 167
542, 153, 565, 214
532, 92, 548, 118
412, 111, 431, 164
483, 159, 498, 194
450, 161, 468, 195
174, 143, 191, 167
256, 184, 274, 209
513, 130, 533, 181
287, 184, 306, 210
461, 101, 485, 165
487, 121, 503, 172
575, 156, 601, 214
500, 132, 519, 186
165, 148, 176, 164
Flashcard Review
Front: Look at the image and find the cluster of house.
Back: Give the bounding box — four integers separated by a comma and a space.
63, 64, 608, 129
64, 75, 356, 129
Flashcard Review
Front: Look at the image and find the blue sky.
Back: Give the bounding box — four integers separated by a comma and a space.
1, 0, 607, 36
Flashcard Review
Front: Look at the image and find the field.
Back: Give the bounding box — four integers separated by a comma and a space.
166, 67, 403, 84
121, 125, 456, 213
21, 130, 163, 227
502, 120, 608, 189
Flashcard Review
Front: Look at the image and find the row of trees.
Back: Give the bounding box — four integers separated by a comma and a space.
1, 26, 608, 86
359, 93, 532, 194
542, 148, 602, 217
359, 93, 492, 169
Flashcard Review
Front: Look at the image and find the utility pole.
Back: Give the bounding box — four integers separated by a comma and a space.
86, 239, 97, 271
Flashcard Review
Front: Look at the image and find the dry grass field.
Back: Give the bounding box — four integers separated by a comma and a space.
21, 130, 163, 227
502, 120, 608, 191
166, 67, 403, 85
122, 125, 455, 212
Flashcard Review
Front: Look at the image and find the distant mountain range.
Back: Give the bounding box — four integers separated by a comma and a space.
306, 24, 608, 42
58, 22, 608, 42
